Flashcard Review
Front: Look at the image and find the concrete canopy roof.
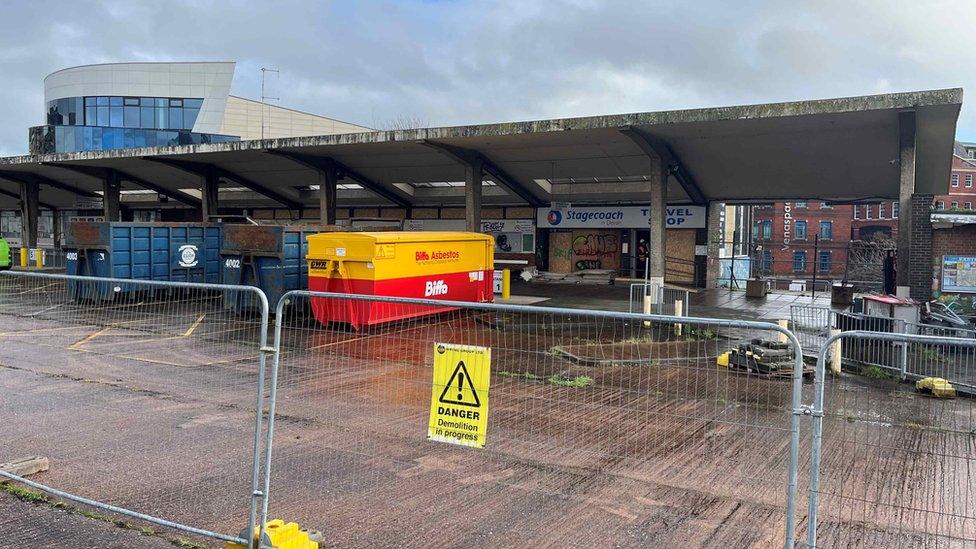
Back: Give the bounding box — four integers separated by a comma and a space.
0, 88, 962, 211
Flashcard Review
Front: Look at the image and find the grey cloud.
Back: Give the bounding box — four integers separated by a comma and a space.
0, 0, 972, 155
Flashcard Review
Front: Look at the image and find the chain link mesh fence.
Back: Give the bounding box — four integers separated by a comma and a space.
261, 291, 806, 547
0, 271, 269, 545
806, 331, 976, 547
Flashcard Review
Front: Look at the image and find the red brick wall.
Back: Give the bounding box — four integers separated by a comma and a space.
752, 201, 854, 278
933, 225, 976, 293
934, 156, 976, 210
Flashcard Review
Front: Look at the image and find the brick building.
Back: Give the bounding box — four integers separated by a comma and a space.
751, 200, 898, 281
933, 145, 976, 212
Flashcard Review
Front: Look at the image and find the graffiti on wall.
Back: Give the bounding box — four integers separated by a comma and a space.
572, 232, 618, 270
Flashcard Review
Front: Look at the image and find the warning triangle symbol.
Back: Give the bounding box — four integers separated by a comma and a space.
438, 361, 481, 408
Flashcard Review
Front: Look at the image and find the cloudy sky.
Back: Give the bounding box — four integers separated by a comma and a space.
1, 0, 973, 155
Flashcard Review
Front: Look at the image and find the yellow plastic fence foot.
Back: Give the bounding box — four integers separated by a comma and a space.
227, 519, 320, 549
916, 377, 956, 399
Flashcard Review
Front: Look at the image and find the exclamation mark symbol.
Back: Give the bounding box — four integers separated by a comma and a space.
457, 371, 464, 402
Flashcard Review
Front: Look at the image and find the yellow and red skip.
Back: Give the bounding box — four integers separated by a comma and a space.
307, 231, 494, 328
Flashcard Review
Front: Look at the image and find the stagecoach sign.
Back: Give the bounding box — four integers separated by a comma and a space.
536, 205, 705, 229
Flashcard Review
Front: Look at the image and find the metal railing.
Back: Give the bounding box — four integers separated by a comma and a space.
789, 304, 833, 358
262, 290, 806, 547
807, 331, 976, 547
8, 246, 68, 270
0, 270, 272, 547
628, 282, 691, 316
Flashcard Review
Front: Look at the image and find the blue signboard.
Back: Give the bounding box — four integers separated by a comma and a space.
941, 255, 976, 293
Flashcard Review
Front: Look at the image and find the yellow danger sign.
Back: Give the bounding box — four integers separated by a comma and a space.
427, 343, 491, 448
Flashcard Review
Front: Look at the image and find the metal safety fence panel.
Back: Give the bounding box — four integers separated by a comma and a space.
628, 282, 691, 316
261, 291, 808, 547
789, 304, 833, 358
806, 331, 976, 548
0, 271, 270, 547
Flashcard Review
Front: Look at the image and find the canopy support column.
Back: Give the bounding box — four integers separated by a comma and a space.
648, 157, 667, 288
465, 160, 483, 232
19, 181, 39, 249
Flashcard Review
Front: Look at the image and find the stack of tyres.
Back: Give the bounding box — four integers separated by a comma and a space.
64, 222, 221, 301
306, 231, 494, 329
220, 224, 338, 312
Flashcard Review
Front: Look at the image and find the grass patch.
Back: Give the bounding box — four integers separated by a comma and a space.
547, 374, 594, 388
172, 539, 213, 549
861, 365, 896, 380
1, 482, 49, 504
497, 371, 542, 381
0, 481, 218, 549
684, 327, 717, 341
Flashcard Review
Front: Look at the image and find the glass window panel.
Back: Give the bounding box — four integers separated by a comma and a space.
124, 97, 139, 106
96, 96, 109, 106
96, 106, 109, 126
63, 126, 75, 151
141, 97, 154, 106
183, 98, 203, 108
182, 107, 199, 129
123, 106, 140, 128
70, 98, 82, 125
124, 129, 135, 148
140, 107, 154, 128
155, 98, 168, 107
85, 97, 96, 107
91, 127, 102, 150
168, 108, 183, 130
83, 127, 93, 150
110, 106, 123, 127
102, 127, 114, 149
169, 98, 183, 107
134, 130, 146, 148
109, 96, 123, 106
156, 108, 168, 130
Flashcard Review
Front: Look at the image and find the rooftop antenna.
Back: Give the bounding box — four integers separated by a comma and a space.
260, 67, 280, 140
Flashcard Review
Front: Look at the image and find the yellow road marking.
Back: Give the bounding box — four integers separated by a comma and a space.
0, 325, 89, 337
80, 324, 246, 349
14, 282, 59, 294
183, 314, 207, 337
68, 326, 112, 350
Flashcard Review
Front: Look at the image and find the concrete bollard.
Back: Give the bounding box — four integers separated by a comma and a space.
777, 319, 789, 343
643, 295, 652, 328
829, 328, 842, 375
674, 299, 684, 336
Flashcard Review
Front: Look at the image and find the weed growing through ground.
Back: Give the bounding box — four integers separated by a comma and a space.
861, 365, 896, 380
685, 327, 718, 341
1, 482, 48, 504
497, 371, 542, 381
498, 371, 595, 388
547, 374, 595, 388
0, 481, 218, 549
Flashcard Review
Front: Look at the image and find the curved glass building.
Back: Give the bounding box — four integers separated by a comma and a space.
30, 62, 370, 154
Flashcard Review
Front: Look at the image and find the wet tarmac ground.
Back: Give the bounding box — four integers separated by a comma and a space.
0, 280, 973, 547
